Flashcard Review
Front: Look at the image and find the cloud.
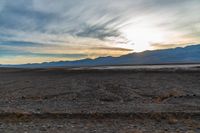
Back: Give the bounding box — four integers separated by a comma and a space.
0, 0, 200, 64
0, 41, 46, 47
93, 47, 133, 52
75, 23, 121, 40
151, 42, 195, 50
0, 45, 87, 57
0, 0, 6, 12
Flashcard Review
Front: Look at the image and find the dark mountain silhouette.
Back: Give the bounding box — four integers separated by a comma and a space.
1, 44, 200, 68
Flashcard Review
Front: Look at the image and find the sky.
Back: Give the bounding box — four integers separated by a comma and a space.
0, 0, 200, 64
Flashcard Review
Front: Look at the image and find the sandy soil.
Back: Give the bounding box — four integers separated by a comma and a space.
0, 66, 200, 132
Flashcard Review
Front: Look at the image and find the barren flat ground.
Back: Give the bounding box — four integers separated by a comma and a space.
0, 65, 200, 133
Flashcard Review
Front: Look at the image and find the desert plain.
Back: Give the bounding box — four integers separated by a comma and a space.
0, 65, 200, 133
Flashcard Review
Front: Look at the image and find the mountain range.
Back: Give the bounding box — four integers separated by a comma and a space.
1, 44, 200, 68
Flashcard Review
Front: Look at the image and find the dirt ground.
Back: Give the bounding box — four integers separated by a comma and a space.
0, 66, 200, 132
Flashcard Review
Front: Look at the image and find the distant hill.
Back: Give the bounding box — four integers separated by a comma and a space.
1, 44, 200, 68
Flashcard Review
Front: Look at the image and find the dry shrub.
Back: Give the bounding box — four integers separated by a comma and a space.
153, 89, 185, 103
183, 118, 200, 130
167, 116, 178, 125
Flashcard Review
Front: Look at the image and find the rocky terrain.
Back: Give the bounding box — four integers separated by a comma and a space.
0, 65, 200, 132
